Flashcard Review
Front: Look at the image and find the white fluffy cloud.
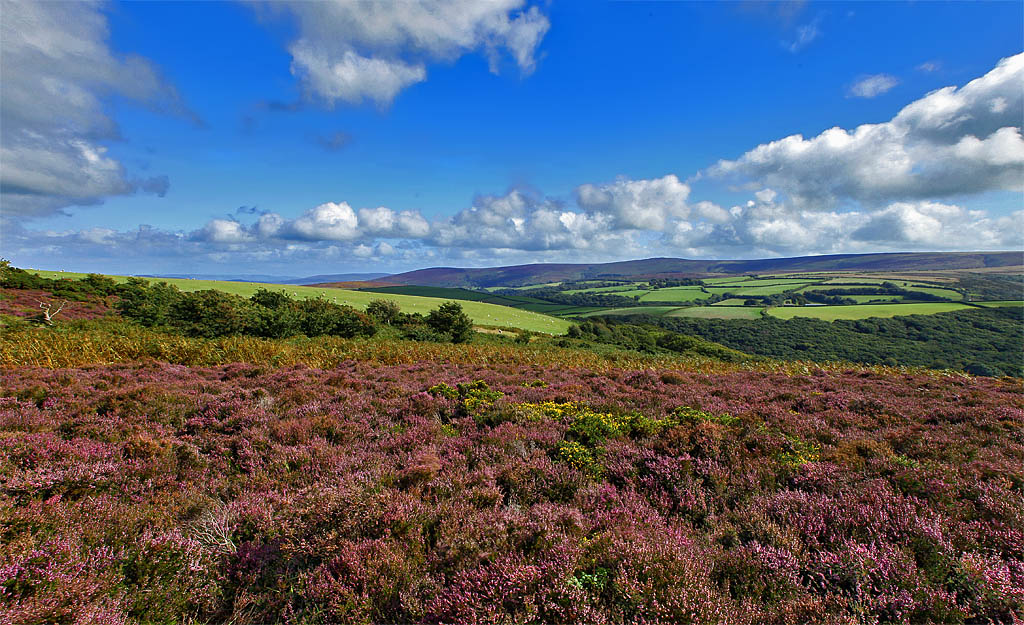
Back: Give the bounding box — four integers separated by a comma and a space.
0, 0, 187, 217
430, 190, 616, 251
848, 74, 899, 98
712, 53, 1024, 209
264, 0, 550, 107
575, 175, 691, 231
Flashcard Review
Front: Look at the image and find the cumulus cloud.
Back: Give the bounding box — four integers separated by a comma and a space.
710, 53, 1024, 208
667, 194, 1022, 257
848, 73, 899, 98
0, 0, 190, 217
575, 175, 691, 231
262, 0, 550, 107
851, 202, 1024, 249
430, 190, 615, 251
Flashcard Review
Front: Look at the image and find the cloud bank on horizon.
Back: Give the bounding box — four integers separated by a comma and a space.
1, 0, 1021, 273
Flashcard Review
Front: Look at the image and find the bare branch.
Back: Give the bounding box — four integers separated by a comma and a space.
36, 300, 68, 325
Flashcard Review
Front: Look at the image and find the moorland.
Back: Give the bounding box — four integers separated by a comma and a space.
1, 256, 1022, 624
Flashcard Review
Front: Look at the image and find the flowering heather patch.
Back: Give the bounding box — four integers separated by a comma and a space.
1, 360, 1022, 624
0, 288, 114, 322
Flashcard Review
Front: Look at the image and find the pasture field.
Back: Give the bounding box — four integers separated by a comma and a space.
562, 284, 645, 295
974, 300, 1024, 308
767, 302, 972, 321
638, 287, 710, 302
902, 286, 963, 299
665, 306, 766, 320
577, 305, 683, 317
711, 298, 750, 306
484, 282, 563, 291
706, 283, 813, 296
25, 270, 571, 334
841, 294, 905, 303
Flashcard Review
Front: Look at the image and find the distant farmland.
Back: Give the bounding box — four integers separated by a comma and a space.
767, 302, 972, 321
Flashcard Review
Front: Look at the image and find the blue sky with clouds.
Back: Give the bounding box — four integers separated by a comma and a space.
1, 0, 1022, 276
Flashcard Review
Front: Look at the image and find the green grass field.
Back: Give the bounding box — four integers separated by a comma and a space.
842, 295, 905, 303
27, 270, 572, 334
639, 287, 710, 302
899, 286, 963, 300
665, 307, 766, 320
576, 306, 682, 317
973, 300, 1024, 308
562, 284, 645, 295
707, 283, 813, 296
484, 282, 563, 291
711, 298, 751, 306
766, 302, 972, 321
702, 277, 751, 285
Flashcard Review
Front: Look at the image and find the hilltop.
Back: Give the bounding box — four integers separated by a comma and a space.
379, 251, 1023, 288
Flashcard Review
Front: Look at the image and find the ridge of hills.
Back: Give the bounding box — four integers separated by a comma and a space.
377, 251, 1023, 288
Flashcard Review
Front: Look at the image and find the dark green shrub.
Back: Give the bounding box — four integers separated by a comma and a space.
366, 299, 402, 325
170, 290, 250, 338
115, 279, 184, 327
426, 301, 474, 343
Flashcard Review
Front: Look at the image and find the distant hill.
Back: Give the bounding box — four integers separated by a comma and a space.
139, 273, 301, 283
285, 273, 391, 285
383, 252, 1024, 287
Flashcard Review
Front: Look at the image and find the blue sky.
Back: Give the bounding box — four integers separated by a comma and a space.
1, 0, 1022, 276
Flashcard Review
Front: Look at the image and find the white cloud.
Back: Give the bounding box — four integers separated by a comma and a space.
0, 0, 189, 217
263, 0, 550, 107
786, 19, 820, 53
848, 74, 899, 98
917, 61, 941, 73
291, 202, 360, 241
201, 219, 252, 244
289, 45, 426, 106
851, 202, 1024, 249
575, 175, 691, 231
430, 190, 616, 251
711, 53, 1024, 208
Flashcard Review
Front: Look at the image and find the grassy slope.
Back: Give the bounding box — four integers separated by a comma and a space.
577, 306, 684, 317
639, 287, 710, 302
767, 302, 971, 321
26, 270, 571, 334
975, 300, 1024, 308
666, 307, 766, 320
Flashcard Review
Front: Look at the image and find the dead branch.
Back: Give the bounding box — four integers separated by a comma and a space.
36, 300, 68, 325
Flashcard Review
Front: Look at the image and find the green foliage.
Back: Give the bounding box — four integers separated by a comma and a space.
366, 299, 402, 325
458, 380, 503, 417
112, 280, 377, 340
249, 288, 293, 309
673, 406, 740, 427
649, 308, 1024, 376
427, 383, 459, 401
429, 380, 503, 422
116, 278, 184, 327
426, 301, 474, 343
556, 440, 601, 474
171, 290, 251, 338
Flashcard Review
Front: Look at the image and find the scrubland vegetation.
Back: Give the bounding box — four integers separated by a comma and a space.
1, 262, 1022, 624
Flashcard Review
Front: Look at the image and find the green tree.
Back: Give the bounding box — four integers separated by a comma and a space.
366, 299, 401, 325
426, 301, 474, 343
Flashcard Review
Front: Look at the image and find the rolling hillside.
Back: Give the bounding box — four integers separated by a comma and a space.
21, 270, 571, 334
381, 252, 1023, 287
